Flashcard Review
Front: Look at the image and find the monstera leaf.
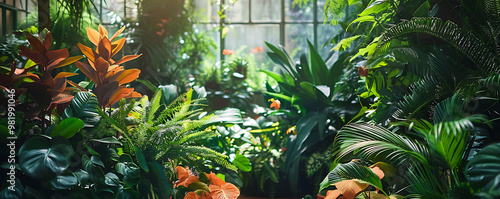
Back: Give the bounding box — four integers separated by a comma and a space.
63, 92, 100, 127
19, 135, 74, 180
467, 143, 500, 195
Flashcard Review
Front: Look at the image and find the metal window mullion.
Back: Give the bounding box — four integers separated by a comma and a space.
100, 0, 103, 22
280, 0, 284, 46
220, 0, 225, 62
124, 0, 126, 18
2, 8, 6, 36
313, 0, 318, 47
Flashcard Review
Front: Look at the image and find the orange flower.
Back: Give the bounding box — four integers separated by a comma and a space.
222, 49, 234, 55
251, 46, 264, 53
286, 126, 296, 135
269, 98, 281, 110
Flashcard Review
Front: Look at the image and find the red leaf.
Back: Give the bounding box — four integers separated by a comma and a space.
75, 61, 99, 85
24, 31, 47, 54
97, 38, 112, 61
43, 32, 52, 50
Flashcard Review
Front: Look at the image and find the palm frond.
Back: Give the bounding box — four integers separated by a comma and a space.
336, 123, 430, 166
371, 17, 499, 73
393, 75, 440, 120
406, 164, 447, 199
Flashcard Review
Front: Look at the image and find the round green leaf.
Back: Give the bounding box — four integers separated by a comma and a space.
19, 136, 74, 180
467, 143, 500, 193
232, 154, 252, 172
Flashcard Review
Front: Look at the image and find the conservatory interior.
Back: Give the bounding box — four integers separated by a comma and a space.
1, 0, 500, 198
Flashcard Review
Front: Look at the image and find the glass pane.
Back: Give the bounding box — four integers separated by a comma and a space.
195, 24, 220, 61
15, 0, 24, 10
193, 0, 219, 22
6, 0, 14, 6
226, 0, 249, 22
317, 24, 342, 61
285, 24, 313, 61
224, 24, 279, 69
285, 0, 313, 22
99, 0, 126, 23
251, 0, 281, 22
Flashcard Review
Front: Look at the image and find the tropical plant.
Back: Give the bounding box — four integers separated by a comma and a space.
263, 40, 363, 196
93, 85, 241, 198
75, 25, 142, 108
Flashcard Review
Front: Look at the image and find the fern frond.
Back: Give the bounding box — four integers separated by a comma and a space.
371, 17, 499, 73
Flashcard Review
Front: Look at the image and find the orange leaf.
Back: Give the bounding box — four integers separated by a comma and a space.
106, 86, 132, 107
111, 38, 126, 57
206, 172, 226, 186
87, 27, 101, 46
77, 43, 97, 62
209, 183, 240, 199
110, 69, 140, 85
128, 91, 142, 98
55, 55, 85, 69
67, 80, 87, 92
115, 54, 141, 65
110, 26, 126, 42
98, 24, 108, 39
325, 190, 342, 199
369, 166, 385, 180
334, 180, 369, 199
184, 192, 201, 199
54, 72, 78, 79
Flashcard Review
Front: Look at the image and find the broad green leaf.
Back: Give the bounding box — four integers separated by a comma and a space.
467, 143, 500, 194
90, 137, 122, 145
149, 162, 173, 198
19, 136, 74, 180
50, 175, 78, 190
347, 16, 375, 31
359, 0, 390, 16
232, 155, 252, 172
82, 155, 105, 183
63, 92, 100, 127
263, 92, 292, 102
159, 84, 178, 106
413, 1, 430, 17
134, 146, 149, 172
204, 108, 243, 126
307, 40, 329, 85
104, 173, 120, 186
261, 70, 289, 84
50, 117, 84, 139
116, 162, 140, 187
